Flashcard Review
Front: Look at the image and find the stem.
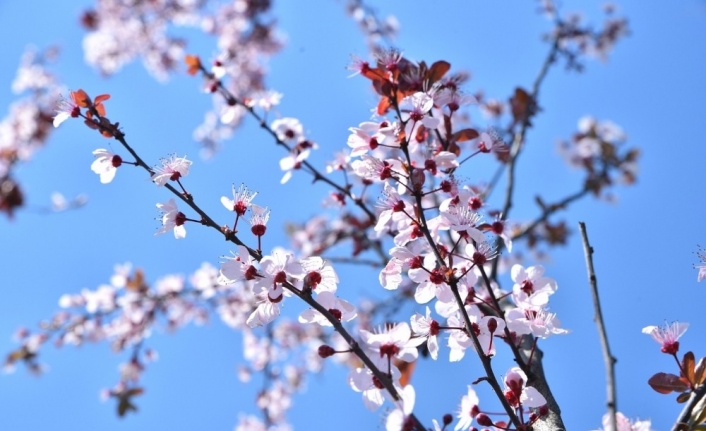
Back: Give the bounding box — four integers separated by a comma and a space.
579, 222, 618, 431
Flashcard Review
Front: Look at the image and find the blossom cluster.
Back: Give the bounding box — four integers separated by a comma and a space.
9, 2, 685, 431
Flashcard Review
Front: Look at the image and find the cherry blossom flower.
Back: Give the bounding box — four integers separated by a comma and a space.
476, 129, 508, 154
642, 321, 688, 355
300, 256, 338, 293
374, 182, 411, 233
398, 91, 440, 137
53, 92, 83, 128
464, 241, 497, 266
695, 246, 706, 282
249, 205, 271, 243
408, 255, 453, 304
454, 386, 480, 431
221, 183, 258, 216
504, 367, 546, 408
348, 354, 401, 411
594, 412, 655, 431
82, 285, 117, 314
246, 290, 282, 328
189, 262, 220, 299
298, 291, 356, 326
361, 322, 417, 362
325, 151, 350, 173
506, 306, 568, 339
219, 245, 258, 285
254, 250, 304, 293
447, 306, 505, 360
151, 154, 192, 186
155, 198, 186, 239
245, 90, 283, 111
279, 148, 310, 184
434, 87, 476, 113
347, 121, 397, 156
410, 306, 440, 360
90, 148, 122, 184
439, 204, 486, 243
385, 384, 416, 431
351, 154, 398, 182
510, 264, 557, 307
271, 117, 304, 143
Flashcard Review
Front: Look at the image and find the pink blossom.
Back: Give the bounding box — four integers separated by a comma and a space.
454, 386, 480, 431
219, 246, 258, 285
399, 91, 440, 137
90, 148, 122, 184
300, 256, 338, 293
279, 148, 311, 184
595, 412, 655, 431
348, 355, 401, 411
506, 306, 568, 339
155, 198, 186, 239
510, 264, 557, 307
360, 322, 417, 362
298, 291, 356, 326
385, 385, 416, 431
504, 367, 546, 408
271, 117, 304, 143
410, 306, 440, 360
642, 321, 688, 355
151, 154, 192, 186
221, 183, 258, 216
408, 255, 453, 304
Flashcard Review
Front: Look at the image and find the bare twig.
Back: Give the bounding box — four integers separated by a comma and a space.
579, 221, 618, 431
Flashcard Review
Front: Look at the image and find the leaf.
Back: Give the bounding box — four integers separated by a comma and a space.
376, 96, 392, 116
70, 89, 91, 108
677, 392, 691, 403
683, 351, 696, 384
648, 372, 690, 394
394, 359, 416, 387
94, 94, 111, 104
452, 128, 480, 142
184, 54, 202, 76
509, 87, 537, 126
426, 60, 451, 84
695, 358, 706, 384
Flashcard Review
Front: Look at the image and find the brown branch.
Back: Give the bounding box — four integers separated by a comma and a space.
87, 112, 428, 431
579, 221, 618, 431
671, 383, 706, 431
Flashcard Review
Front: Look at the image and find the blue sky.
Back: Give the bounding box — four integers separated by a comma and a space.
1, 1, 706, 430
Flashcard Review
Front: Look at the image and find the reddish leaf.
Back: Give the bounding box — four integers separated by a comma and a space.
94, 94, 110, 104
360, 65, 382, 81
70, 89, 91, 108
695, 358, 706, 385
683, 351, 696, 384
426, 60, 451, 84
648, 372, 690, 394
184, 54, 202, 76
376, 97, 392, 116
394, 359, 416, 387
509, 87, 534, 125
452, 128, 480, 142
676, 392, 691, 403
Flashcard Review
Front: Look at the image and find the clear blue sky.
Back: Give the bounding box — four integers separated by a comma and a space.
1, 1, 706, 430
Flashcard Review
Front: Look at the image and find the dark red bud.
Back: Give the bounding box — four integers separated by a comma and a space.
318, 345, 335, 358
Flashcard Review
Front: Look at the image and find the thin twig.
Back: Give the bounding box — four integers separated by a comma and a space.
579, 221, 618, 431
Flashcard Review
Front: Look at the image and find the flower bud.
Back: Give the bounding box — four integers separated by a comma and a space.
475, 413, 493, 427
318, 345, 335, 358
